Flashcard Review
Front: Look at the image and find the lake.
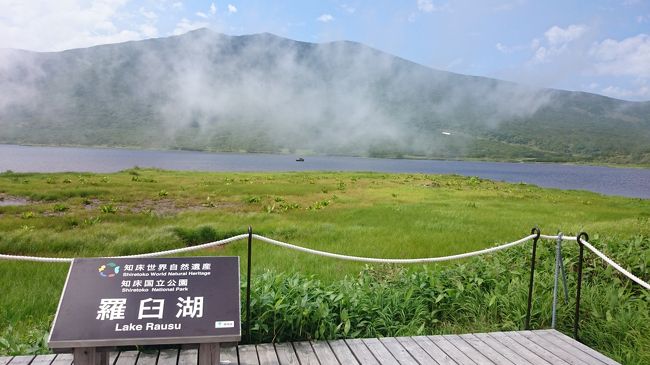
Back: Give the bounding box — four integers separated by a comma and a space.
0, 144, 648, 198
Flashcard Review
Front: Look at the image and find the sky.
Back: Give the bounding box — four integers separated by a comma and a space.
0, 0, 649, 101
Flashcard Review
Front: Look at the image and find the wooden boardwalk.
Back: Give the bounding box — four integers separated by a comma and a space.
0, 330, 620, 365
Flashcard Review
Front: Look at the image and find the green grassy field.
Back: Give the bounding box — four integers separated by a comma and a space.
0, 169, 648, 362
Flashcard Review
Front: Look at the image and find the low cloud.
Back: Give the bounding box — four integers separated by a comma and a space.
210, 3, 217, 15
227, 4, 237, 13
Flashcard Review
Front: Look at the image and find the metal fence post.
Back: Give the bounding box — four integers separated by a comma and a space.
551, 233, 563, 329
574, 232, 588, 341
246, 226, 253, 343
525, 227, 541, 330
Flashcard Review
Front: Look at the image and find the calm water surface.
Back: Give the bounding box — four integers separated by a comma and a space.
1, 144, 648, 198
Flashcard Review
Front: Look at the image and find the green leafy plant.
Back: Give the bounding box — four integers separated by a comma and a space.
100, 204, 117, 214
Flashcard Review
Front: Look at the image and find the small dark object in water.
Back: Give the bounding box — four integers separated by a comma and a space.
296, 158, 304, 162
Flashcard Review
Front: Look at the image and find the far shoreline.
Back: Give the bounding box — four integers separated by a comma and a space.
2, 142, 648, 170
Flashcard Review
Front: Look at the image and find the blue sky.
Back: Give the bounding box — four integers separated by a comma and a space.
1, 0, 649, 101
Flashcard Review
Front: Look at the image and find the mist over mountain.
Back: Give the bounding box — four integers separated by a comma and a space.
1, 29, 649, 163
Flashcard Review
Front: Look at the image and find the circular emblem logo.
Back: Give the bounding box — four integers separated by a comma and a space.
98, 262, 120, 278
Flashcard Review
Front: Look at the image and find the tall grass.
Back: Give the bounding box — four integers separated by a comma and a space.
245, 235, 650, 364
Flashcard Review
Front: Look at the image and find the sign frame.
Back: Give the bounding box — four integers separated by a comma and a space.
48, 256, 241, 350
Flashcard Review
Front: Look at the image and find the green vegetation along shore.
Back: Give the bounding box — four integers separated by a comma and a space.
0, 170, 648, 363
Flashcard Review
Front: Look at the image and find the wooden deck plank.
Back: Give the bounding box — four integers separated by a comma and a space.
455, 334, 514, 365
410, 336, 456, 365
292, 342, 319, 365
7, 356, 35, 365
220, 345, 239, 365
50, 354, 73, 365
541, 330, 621, 365
0, 357, 12, 365
426, 336, 475, 365
362, 338, 399, 365
256, 344, 279, 365
177, 349, 198, 365
520, 331, 595, 365
310, 341, 339, 365
238, 345, 259, 365
487, 333, 551, 365
394, 337, 438, 365
273, 343, 299, 365
136, 351, 158, 365
344, 339, 380, 365
29, 355, 56, 365
114, 351, 139, 365
156, 349, 178, 365
108, 352, 120, 365
379, 337, 419, 365
327, 340, 359, 365
502, 332, 572, 365
471, 333, 528, 365
443, 335, 494, 365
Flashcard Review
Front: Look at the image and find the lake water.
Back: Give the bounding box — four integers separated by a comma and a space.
0, 144, 648, 199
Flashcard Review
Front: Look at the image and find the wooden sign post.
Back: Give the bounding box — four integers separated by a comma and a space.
48, 257, 241, 365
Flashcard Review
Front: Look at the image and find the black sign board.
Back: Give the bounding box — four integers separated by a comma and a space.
48, 256, 240, 348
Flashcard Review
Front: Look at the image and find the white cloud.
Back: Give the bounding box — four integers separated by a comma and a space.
600, 83, 650, 99
544, 24, 587, 46
590, 34, 650, 78
0, 0, 150, 51
496, 42, 511, 53
417, 0, 449, 13
317, 14, 334, 23
196, 12, 208, 19
173, 18, 209, 35
172, 2, 183, 10
637, 14, 649, 23
529, 24, 588, 63
494, 0, 526, 11
417, 0, 434, 12
227, 4, 237, 13
210, 3, 217, 15
139, 7, 157, 20
140, 24, 158, 38
341, 4, 356, 14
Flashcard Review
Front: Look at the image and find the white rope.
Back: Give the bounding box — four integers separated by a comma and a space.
1, 232, 648, 290
252, 233, 537, 264
112, 234, 249, 258
0, 254, 73, 263
541, 234, 577, 241
580, 239, 650, 290
0, 234, 249, 263
1, 233, 536, 264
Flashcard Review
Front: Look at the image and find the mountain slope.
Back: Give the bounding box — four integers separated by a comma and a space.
1, 29, 649, 163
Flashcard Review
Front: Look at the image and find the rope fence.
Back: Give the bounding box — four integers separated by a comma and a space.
0, 231, 648, 290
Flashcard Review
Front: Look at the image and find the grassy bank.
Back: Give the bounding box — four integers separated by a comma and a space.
0, 169, 648, 362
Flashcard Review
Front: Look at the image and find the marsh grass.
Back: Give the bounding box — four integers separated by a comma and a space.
0, 169, 648, 362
